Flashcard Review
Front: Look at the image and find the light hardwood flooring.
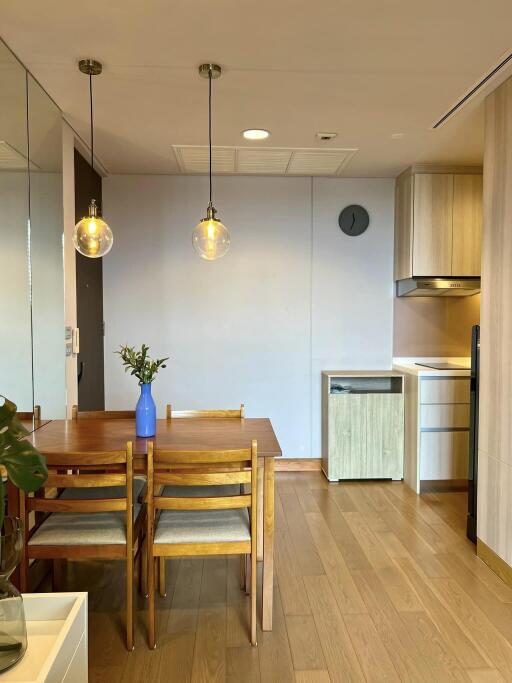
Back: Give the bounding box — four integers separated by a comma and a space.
57, 472, 512, 682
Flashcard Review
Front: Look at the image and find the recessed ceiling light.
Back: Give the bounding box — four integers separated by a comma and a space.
242, 129, 270, 140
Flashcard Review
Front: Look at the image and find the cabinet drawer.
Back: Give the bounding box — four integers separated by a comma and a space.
420, 404, 470, 429
420, 378, 470, 404
420, 431, 469, 480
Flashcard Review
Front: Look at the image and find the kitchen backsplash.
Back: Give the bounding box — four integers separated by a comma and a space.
393, 293, 480, 357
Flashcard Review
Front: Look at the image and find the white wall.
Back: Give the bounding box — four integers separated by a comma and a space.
103, 175, 394, 458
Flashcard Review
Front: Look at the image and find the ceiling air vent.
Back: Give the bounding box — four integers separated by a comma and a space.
237, 148, 290, 174
173, 146, 358, 176
0, 141, 35, 170
287, 149, 355, 175
173, 146, 235, 174
433, 51, 512, 129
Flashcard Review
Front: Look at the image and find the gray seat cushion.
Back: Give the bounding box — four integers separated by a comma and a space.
154, 507, 250, 545
29, 478, 145, 547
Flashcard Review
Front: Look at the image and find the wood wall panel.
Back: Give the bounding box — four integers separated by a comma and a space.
478, 76, 512, 569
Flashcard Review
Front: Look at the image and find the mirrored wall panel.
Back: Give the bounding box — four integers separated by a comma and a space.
0, 39, 66, 420
0, 42, 32, 413
28, 74, 66, 418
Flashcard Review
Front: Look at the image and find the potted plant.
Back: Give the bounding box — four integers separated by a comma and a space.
116, 344, 168, 437
0, 396, 48, 672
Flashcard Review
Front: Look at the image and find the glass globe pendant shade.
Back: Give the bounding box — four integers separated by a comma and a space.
73, 199, 113, 258
192, 204, 230, 260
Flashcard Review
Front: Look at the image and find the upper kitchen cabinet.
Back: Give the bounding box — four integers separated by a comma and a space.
452, 174, 483, 277
394, 167, 482, 280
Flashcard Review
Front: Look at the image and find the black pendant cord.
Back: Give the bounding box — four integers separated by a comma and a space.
208, 69, 212, 206
89, 72, 95, 206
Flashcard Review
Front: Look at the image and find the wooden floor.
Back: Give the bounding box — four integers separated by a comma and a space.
59, 472, 512, 682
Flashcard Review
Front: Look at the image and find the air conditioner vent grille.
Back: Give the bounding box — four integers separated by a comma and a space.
172, 145, 358, 176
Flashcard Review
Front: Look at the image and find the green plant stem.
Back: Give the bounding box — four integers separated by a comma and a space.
0, 479, 4, 532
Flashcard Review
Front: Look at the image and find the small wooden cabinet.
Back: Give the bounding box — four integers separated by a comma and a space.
394, 167, 482, 280
322, 372, 404, 482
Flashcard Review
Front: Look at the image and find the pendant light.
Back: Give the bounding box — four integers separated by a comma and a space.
73, 59, 113, 258
192, 64, 230, 260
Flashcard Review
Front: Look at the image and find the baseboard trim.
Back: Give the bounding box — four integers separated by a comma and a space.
477, 538, 512, 588
275, 458, 321, 472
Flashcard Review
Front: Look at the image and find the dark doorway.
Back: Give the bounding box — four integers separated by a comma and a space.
74, 149, 105, 410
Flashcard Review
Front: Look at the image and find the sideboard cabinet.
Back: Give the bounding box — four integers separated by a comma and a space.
321, 371, 404, 482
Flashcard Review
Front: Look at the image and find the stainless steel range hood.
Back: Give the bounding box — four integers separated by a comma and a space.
396, 277, 480, 297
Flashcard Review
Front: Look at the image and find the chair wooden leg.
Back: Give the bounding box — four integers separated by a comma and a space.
245, 554, 250, 595
19, 552, 29, 593
52, 559, 66, 592
139, 537, 148, 598
126, 550, 134, 651
148, 555, 156, 649
158, 557, 166, 597
250, 551, 257, 646
239, 554, 246, 590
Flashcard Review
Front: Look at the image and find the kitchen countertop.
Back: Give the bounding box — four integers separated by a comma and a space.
393, 357, 471, 377
322, 370, 404, 378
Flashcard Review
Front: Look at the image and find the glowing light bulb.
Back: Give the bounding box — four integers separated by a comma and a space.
192, 205, 230, 261
87, 219, 98, 235
73, 199, 113, 258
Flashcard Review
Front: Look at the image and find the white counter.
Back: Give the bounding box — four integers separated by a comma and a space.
0, 593, 87, 683
393, 357, 470, 377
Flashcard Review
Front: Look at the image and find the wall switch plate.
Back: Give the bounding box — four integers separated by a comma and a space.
72, 328, 80, 355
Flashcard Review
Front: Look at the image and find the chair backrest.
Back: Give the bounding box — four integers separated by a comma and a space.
72, 405, 136, 420
166, 403, 245, 420
18, 405, 41, 421
146, 440, 257, 517
20, 443, 134, 544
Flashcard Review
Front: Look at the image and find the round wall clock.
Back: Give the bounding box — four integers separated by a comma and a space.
338, 205, 370, 236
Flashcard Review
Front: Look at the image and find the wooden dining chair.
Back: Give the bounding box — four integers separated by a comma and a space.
158, 403, 245, 595
19, 443, 145, 651
17, 405, 41, 420
72, 405, 135, 419
166, 404, 245, 419
146, 440, 258, 648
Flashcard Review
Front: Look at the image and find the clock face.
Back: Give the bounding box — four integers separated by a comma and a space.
338, 205, 370, 236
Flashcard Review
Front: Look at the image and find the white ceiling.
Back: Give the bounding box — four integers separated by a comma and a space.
0, 0, 511, 176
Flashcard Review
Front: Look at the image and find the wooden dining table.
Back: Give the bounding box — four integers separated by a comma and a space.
18, 416, 282, 631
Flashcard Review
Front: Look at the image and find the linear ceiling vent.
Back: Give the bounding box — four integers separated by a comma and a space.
172, 146, 358, 176
432, 51, 512, 129
0, 140, 39, 170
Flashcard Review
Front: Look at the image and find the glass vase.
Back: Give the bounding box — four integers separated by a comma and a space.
136, 383, 156, 437
0, 517, 27, 672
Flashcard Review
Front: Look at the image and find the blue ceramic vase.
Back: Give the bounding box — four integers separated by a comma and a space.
136, 383, 156, 437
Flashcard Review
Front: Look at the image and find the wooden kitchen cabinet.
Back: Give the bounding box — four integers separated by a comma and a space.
394, 166, 482, 280
413, 173, 453, 276
322, 372, 404, 482
452, 174, 483, 276
395, 365, 471, 494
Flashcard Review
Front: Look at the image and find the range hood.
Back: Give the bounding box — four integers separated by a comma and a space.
397, 277, 480, 297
